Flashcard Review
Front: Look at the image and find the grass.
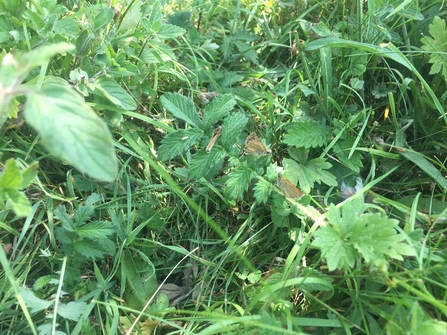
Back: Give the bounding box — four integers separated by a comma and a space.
1, 0, 447, 334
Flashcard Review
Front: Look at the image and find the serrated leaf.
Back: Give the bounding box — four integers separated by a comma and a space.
57, 301, 87, 321
221, 112, 248, 150
188, 150, 226, 179
421, 16, 447, 83
0, 158, 21, 188
157, 24, 186, 39
24, 86, 118, 182
19, 287, 53, 314
158, 128, 204, 161
146, 1, 162, 31
93, 7, 114, 31
92, 77, 136, 110
160, 93, 200, 127
283, 122, 329, 148
332, 138, 363, 173
253, 178, 272, 204
76, 221, 116, 239
202, 94, 236, 129
226, 165, 254, 200
73, 239, 107, 260
312, 225, 357, 271
234, 40, 258, 64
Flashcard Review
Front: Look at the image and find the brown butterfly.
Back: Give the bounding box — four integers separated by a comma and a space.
206, 126, 222, 153
277, 174, 304, 199
244, 133, 272, 156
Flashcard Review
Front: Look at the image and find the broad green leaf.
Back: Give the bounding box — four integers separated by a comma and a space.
226, 165, 254, 200
116, 0, 141, 35
160, 93, 200, 127
146, 1, 163, 31
284, 122, 330, 148
158, 128, 204, 161
92, 77, 136, 110
0, 158, 21, 188
19, 161, 39, 189
73, 239, 107, 260
57, 301, 87, 321
188, 149, 226, 179
76, 221, 117, 239
202, 94, 236, 129
24, 86, 118, 182
24, 43, 75, 71
4, 188, 31, 217
157, 24, 186, 39
1, 0, 26, 18
53, 17, 79, 37
92, 7, 114, 31
18, 287, 53, 314
234, 40, 258, 64
220, 112, 248, 150
312, 225, 357, 271
121, 251, 158, 312
253, 178, 272, 204
332, 138, 363, 174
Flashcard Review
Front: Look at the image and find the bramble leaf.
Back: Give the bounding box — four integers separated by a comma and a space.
160, 93, 200, 127
220, 112, 248, 150
202, 94, 236, 129
158, 128, 204, 161
283, 122, 330, 148
226, 165, 255, 200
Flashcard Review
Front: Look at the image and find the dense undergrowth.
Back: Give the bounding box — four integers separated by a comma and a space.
1, 0, 447, 334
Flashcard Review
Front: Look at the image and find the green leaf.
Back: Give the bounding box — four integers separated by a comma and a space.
283, 122, 330, 148
53, 17, 79, 37
76, 221, 117, 239
147, 1, 163, 31
202, 94, 237, 129
4, 188, 31, 217
24, 85, 118, 182
92, 77, 137, 110
226, 165, 254, 200
421, 16, 447, 83
57, 301, 87, 321
220, 112, 248, 150
158, 128, 204, 161
74, 193, 101, 224
157, 24, 186, 39
188, 149, 226, 179
19, 287, 53, 314
54, 205, 74, 229
19, 161, 39, 189
0, 158, 21, 188
234, 40, 258, 65
253, 178, 272, 204
121, 251, 158, 312
24, 43, 75, 71
332, 138, 363, 173
73, 239, 107, 260
160, 93, 200, 128
116, 0, 141, 35
93, 7, 115, 31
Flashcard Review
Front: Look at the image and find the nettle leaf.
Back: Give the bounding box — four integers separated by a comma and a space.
19, 287, 53, 314
160, 93, 200, 127
157, 24, 186, 39
421, 16, 447, 83
253, 178, 273, 204
284, 122, 330, 148
57, 301, 87, 321
226, 165, 255, 200
220, 112, 248, 150
76, 221, 116, 239
188, 149, 226, 179
92, 77, 137, 111
332, 138, 363, 173
202, 94, 237, 129
74, 239, 108, 260
158, 128, 203, 161
24, 86, 118, 182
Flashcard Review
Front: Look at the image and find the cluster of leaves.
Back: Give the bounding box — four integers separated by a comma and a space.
1, 0, 447, 334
